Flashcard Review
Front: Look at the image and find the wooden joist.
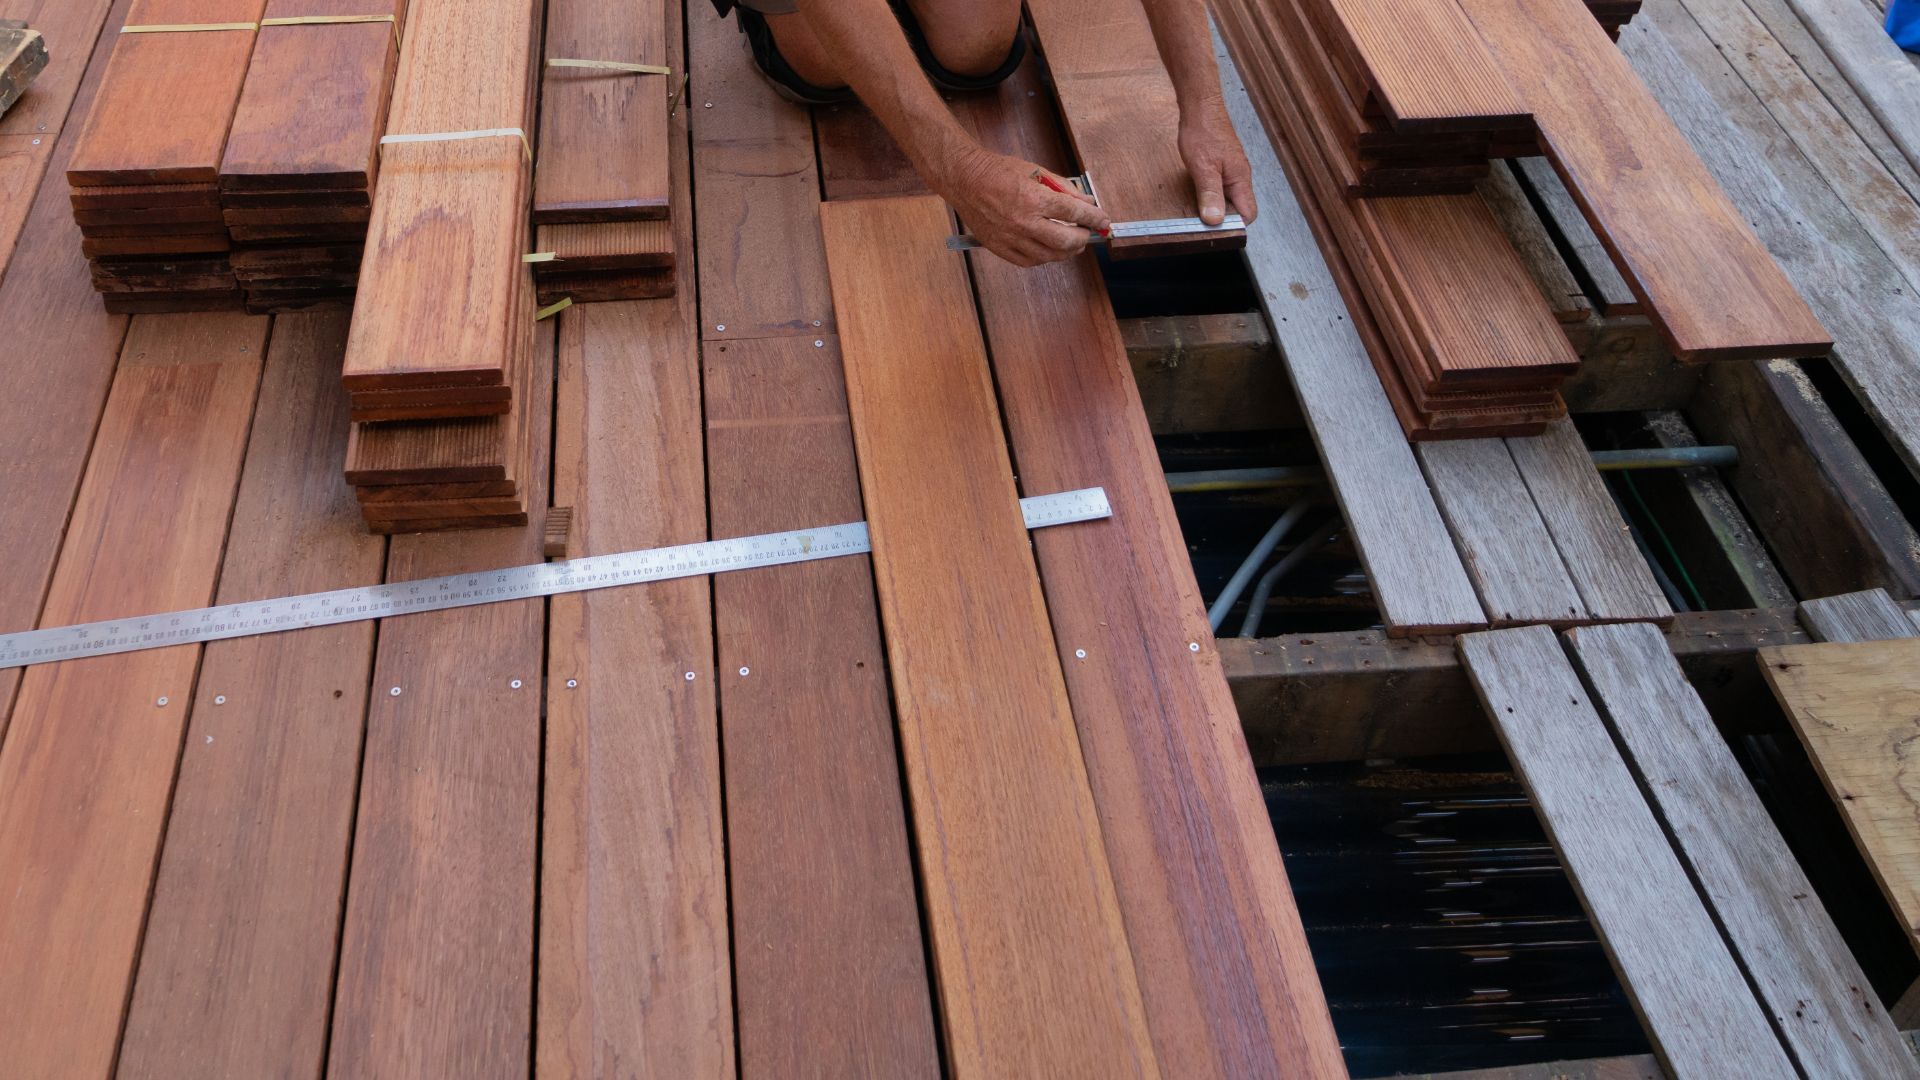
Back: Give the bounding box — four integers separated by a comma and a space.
822, 193, 1158, 1076
1459, 625, 1797, 1080
0, 312, 266, 1079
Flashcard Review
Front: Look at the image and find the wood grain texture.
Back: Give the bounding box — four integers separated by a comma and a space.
1512, 156, 1640, 316
706, 335, 940, 1079
327, 322, 551, 1078
823, 193, 1157, 1077
116, 311, 384, 1080
532, 0, 666, 221
1625, 11, 1920, 479
1799, 589, 1919, 643
959, 63, 1345, 1077
65, 0, 267, 185
1569, 621, 1918, 1080
1507, 420, 1671, 624
1026, 0, 1243, 256
1761, 638, 1920, 954
0, 312, 265, 1080
1419, 438, 1586, 625
1317, 0, 1528, 130
1214, 28, 1484, 635
687, 1, 831, 338
1779, 0, 1920, 179
1458, 625, 1797, 1080
1477, 164, 1591, 324
1456, 0, 1830, 364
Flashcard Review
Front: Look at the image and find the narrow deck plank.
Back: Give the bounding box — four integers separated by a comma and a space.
533, 0, 667, 221
1215, 29, 1484, 635
822, 193, 1158, 1077
1780, 0, 1920, 178
117, 311, 385, 1079
1569, 622, 1916, 1079
1477, 164, 1591, 324
0, 311, 266, 1080
1799, 588, 1919, 642
1512, 157, 1640, 316
960, 66, 1345, 1077
1507, 420, 1671, 623
1458, 625, 1797, 1080
1458, 0, 1830, 363
1760, 638, 1920, 954
1419, 438, 1587, 625
1317, 0, 1528, 130
0, 0, 132, 728
327, 325, 552, 1078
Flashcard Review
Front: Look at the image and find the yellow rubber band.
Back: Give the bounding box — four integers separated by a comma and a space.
261, 14, 396, 26
535, 297, 573, 321
380, 127, 531, 162
523, 252, 557, 263
120, 21, 257, 33
547, 58, 671, 75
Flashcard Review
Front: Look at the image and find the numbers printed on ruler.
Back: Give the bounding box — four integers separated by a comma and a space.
0, 488, 1112, 669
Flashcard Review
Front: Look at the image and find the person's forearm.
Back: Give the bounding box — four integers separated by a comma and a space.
792, 0, 981, 188
1137, 0, 1228, 118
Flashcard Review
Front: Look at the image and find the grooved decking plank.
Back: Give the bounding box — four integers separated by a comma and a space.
0, 311, 266, 1080
327, 324, 552, 1078
822, 193, 1157, 1077
1317, 0, 1528, 131
958, 65, 1346, 1078
116, 310, 385, 1080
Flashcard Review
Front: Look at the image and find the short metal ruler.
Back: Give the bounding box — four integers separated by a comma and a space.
0, 487, 1113, 670
945, 213, 1246, 251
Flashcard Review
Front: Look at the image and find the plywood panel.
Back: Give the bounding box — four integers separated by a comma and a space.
822, 193, 1157, 1077
0, 312, 265, 1080
117, 310, 385, 1080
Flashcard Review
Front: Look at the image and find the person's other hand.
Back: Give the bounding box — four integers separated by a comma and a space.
1178, 99, 1258, 226
935, 146, 1111, 267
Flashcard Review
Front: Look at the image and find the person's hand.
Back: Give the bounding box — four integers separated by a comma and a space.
1178, 99, 1258, 226
933, 145, 1111, 268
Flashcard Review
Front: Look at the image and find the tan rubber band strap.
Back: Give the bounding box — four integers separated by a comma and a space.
121, 22, 256, 33
261, 14, 396, 26
523, 252, 557, 263
547, 58, 671, 75
535, 297, 572, 321
380, 127, 531, 162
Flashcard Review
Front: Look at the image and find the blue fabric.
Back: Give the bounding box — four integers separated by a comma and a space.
1891, 0, 1920, 53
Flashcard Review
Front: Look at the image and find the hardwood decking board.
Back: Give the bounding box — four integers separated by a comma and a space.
1418, 438, 1587, 625
822, 193, 1157, 1077
1456, 0, 1829, 363
116, 310, 384, 1080
960, 64, 1346, 1077
1315, 0, 1528, 131
327, 321, 551, 1078
1569, 622, 1918, 1080
1506, 420, 1671, 623
532, 0, 667, 222
0, 311, 266, 1080
705, 334, 940, 1079
1458, 626, 1798, 1080
1026, 0, 1244, 256
1760, 638, 1920, 955
1213, 27, 1484, 634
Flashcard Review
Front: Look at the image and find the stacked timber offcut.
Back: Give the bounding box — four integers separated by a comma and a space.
527, 0, 676, 304
1213, 0, 1829, 438
338, 0, 541, 532
65, 1, 269, 313
220, 0, 407, 312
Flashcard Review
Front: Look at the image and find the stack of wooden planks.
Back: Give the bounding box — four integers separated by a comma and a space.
65, 1, 269, 313
337, 0, 541, 531
527, 0, 675, 304
219, 0, 406, 312
1214, 0, 1829, 437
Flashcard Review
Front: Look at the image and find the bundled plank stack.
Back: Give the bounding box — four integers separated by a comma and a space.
65, 1, 269, 313
219, 0, 407, 312
1214, 0, 1828, 437
527, 0, 675, 304
337, 0, 541, 532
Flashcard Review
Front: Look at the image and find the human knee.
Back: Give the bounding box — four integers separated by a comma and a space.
915, 5, 1021, 77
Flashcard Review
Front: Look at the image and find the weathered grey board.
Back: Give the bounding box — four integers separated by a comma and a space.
1478, 165, 1590, 323
1418, 439, 1585, 625
1799, 588, 1920, 642
1507, 420, 1671, 623
1567, 622, 1918, 1080
1217, 28, 1484, 635
1458, 625, 1797, 1080
1512, 158, 1639, 315
1623, 18, 1920, 482
1667, 0, 1920, 296
1779, 0, 1920, 180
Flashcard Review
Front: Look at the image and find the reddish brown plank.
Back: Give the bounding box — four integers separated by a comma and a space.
116, 310, 385, 1080
532, 0, 667, 221
0, 312, 266, 1080
1314, 0, 1528, 131
823, 193, 1158, 1076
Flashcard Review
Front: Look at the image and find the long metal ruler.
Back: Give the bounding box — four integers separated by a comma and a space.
0, 487, 1112, 671
945, 213, 1245, 251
